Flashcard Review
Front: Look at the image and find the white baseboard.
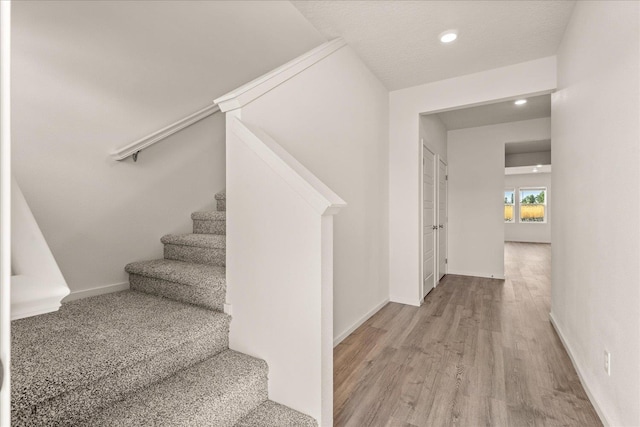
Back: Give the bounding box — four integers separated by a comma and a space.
446, 270, 505, 280
333, 298, 389, 347
389, 294, 421, 307
63, 282, 130, 302
11, 275, 70, 320
549, 312, 610, 427
505, 239, 551, 244
223, 303, 233, 316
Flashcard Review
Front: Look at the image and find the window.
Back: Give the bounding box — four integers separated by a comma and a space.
504, 189, 515, 223
519, 187, 547, 223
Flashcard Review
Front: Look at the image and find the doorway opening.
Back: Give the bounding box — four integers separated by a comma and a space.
419, 93, 552, 302
419, 114, 448, 302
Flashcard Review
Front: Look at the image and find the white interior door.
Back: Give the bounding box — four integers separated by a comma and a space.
422, 144, 436, 298
437, 158, 447, 281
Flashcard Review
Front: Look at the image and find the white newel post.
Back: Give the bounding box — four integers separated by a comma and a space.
320, 214, 334, 425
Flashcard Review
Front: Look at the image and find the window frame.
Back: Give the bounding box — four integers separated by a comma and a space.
504, 188, 515, 223
518, 186, 547, 224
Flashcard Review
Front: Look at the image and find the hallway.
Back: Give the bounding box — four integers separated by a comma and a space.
334, 243, 601, 426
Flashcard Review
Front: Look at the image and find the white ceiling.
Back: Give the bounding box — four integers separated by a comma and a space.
291, 1, 575, 90
435, 94, 551, 130
505, 139, 551, 155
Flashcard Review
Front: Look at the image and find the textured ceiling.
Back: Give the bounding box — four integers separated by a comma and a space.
291, 1, 575, 90
435, 94, 550, 130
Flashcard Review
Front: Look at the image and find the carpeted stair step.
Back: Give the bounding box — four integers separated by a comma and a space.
85, 350, 268, 427
126, 259, 225, 310
162, 233, 226, 266
192, 210, 226, 235
11, 290, 230, 426
235, 400, 318, 427
216, 190, 226, 212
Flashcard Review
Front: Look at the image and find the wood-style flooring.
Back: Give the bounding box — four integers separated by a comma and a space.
334, 242, 601, 426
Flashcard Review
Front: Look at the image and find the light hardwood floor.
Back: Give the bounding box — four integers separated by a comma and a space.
334, 242, 601, 426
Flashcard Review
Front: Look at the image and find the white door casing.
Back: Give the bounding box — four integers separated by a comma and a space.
438, 159, 448, 281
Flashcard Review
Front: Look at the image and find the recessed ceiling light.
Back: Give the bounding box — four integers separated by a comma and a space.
514, 99, 527, 106
533, 168, 538, 173
439, 30, 458, 43
536, 164, 543, 168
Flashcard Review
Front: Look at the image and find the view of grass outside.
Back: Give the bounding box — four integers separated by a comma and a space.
520, 204, 545, 221
504, 190, 515, 222
520, 188, 546, 222
504, 205, 514, 222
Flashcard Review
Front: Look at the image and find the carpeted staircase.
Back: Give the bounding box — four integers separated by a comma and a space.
11, 190, 317, 426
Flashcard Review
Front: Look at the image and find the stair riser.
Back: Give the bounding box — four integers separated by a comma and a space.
164, 244, 225, 266
193, 219, 226, 235
237, 401, 319, 427
86, 351, 268, 427
129, 274, 225, 311
183, 371, 268, 426
12, 322, 230, 426
217, 199, 226, 212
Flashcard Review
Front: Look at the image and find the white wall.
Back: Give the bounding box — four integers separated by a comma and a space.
447, 118, 550, 279
551, 2, 640, 426
238, 45, 389, 346
505, 150, 551, 167
419, 114, 447, 161
12, 1, 324, 294
389, 57, 557, 305
504, 172, 551, 243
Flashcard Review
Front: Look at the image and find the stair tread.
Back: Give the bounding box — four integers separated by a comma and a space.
87, 350, 267, 426
192, 210, 226, 221
161, 233, 225, 249
235, 400, 318, 427
125, 259, 225, 288
11, 290, 230, 411
215, 190, 226, 200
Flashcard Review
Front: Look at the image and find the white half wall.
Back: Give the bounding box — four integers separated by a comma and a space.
237, 45, 390, 347
551, 2, 640, 426
225, 116, 343, 425
389, 57, 556, 305
11, 177, 70, 319
504, 172, 551, 243
505, 150, 551, 167
11, 1, 324, 293
447, 118, 550, 279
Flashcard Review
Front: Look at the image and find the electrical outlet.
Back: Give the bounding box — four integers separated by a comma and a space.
604, 350, 611, 376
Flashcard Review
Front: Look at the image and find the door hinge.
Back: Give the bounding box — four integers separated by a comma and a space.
445, 175, 448, 181
445, 258, 448, 264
